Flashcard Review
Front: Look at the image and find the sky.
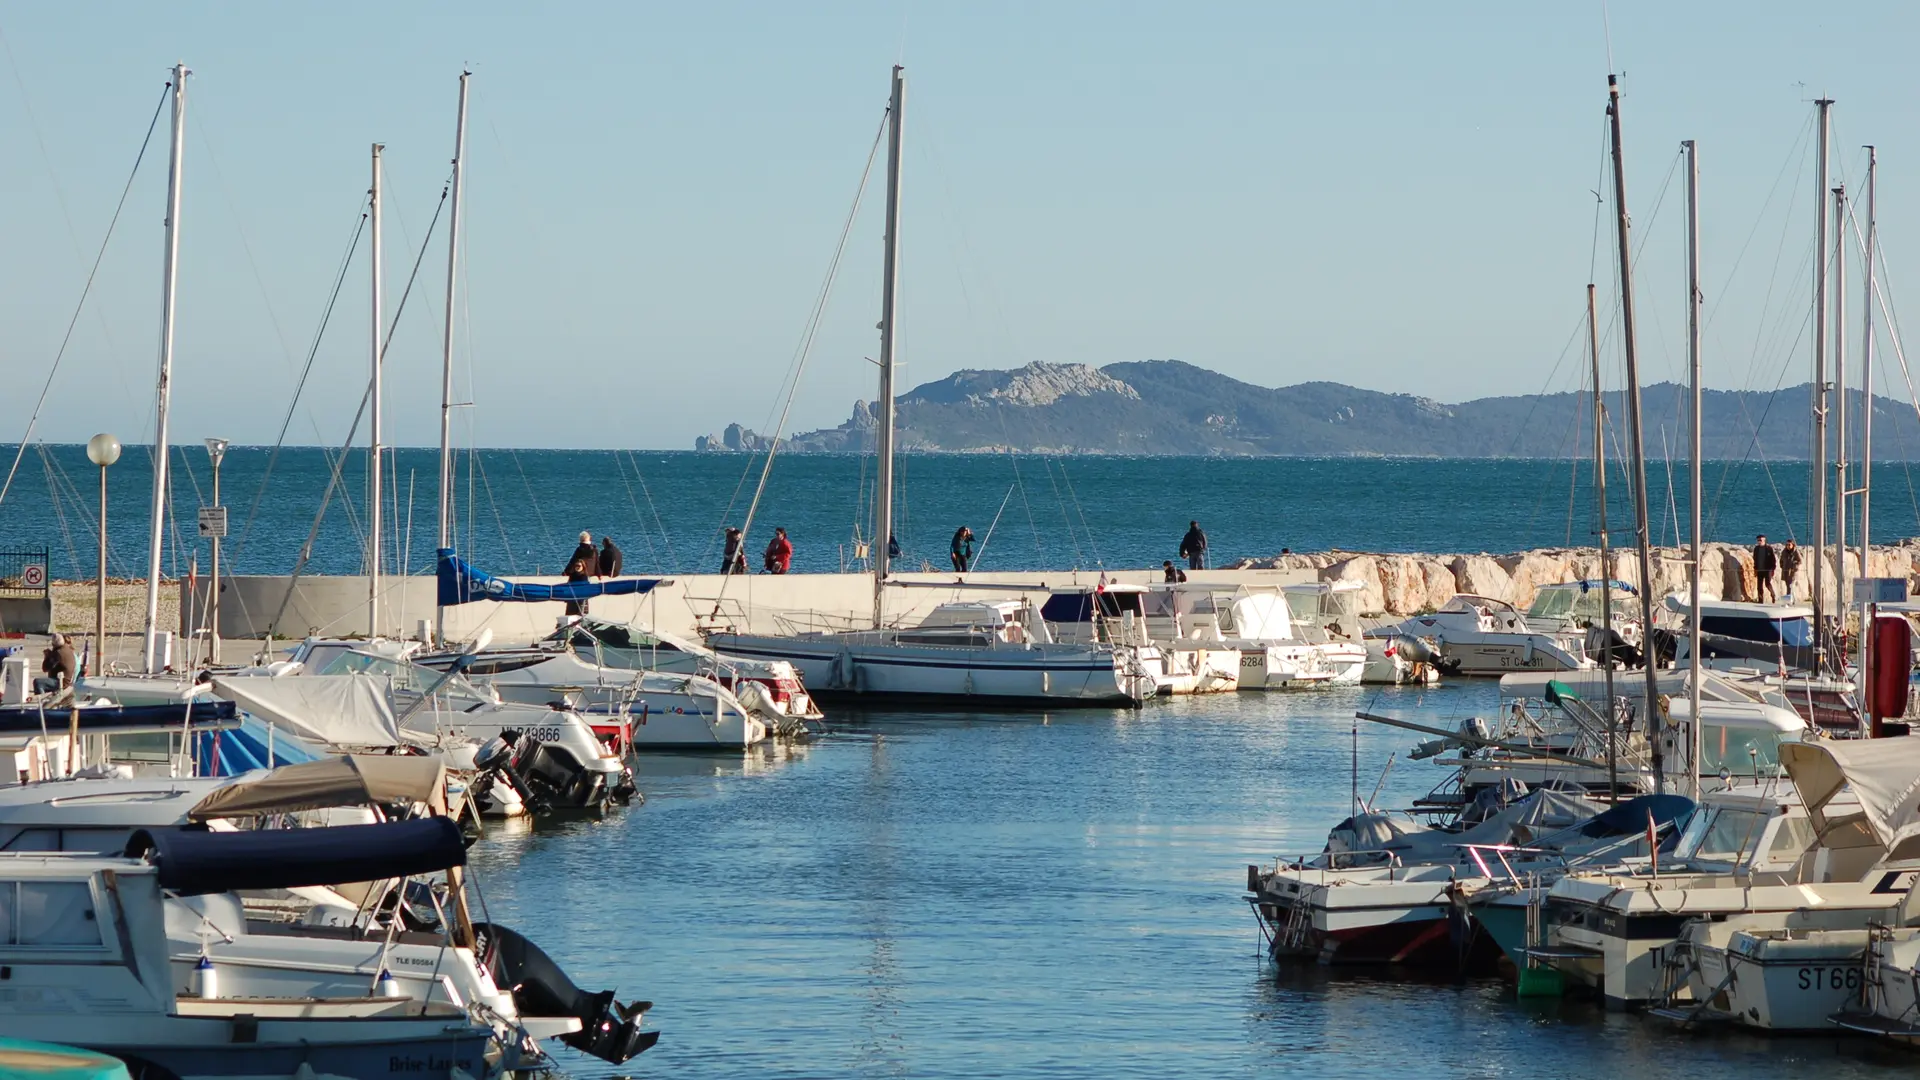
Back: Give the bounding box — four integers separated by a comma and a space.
0, 1, 1914, 451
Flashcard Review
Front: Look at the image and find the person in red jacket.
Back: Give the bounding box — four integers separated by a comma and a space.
763, 527, 793, 574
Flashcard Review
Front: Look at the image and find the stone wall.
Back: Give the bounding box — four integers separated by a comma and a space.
1233, 542, 1920, 616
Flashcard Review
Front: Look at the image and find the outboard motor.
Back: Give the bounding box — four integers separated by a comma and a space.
474, 922, 659, 1064
1390, 634, 1442, 666
471, 730, 636, 817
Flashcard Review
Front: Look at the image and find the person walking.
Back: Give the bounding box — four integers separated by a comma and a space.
763, 527, 793, 574
721, 527, 747, 575
598, 535, 624, 579
950, 526, 975, 573
1779, 538, 1802, 602
563, 530, 600, 617
1179, 520, 1208, 571
1752, 534, 1777, 603
35, 633, 75, 695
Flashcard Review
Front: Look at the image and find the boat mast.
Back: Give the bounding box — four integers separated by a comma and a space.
1606, 74, 1666, 792
1588, 282, 1618, 803
1811, 99, 1832, 670
1833, 184, 1849, 648
436, 71, 470, 645
369, 142, 385, 638
871, 65, 904, 629
1857, 147, 1878, 690
1684, 139, 1703, 800
141, 63, 188, 673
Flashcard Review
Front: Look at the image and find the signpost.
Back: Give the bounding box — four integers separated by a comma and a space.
196, 506, 227, 539
1853, 577, 1908, 605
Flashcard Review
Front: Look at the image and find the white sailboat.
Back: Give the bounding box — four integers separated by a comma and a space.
705, 68, 1157, 709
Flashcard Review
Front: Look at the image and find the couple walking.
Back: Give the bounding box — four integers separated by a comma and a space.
1750, 534, 1802, 603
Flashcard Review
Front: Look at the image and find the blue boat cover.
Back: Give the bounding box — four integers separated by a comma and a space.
126, 816, 466, 895
1583, 793, 1695, 839
438, 547, 662, 607
193, 715, 323, 777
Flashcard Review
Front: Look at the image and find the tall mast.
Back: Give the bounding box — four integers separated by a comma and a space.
436, 71, 470, 645
1607, 74, 1665, 792
1588, 282, 1617, 803
1832, 184, 1848, 645
1684, 139, 1703, 799
369, 142, 385, 638
142, 63, 188, 673
1811, 99, 1832, 667
871, 65, 904, 629
1858, 148, 1878, 689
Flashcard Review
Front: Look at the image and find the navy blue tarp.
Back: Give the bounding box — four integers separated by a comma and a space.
126, 816, 466, 895
0, 700, 237, 734
438, 547, 662, 607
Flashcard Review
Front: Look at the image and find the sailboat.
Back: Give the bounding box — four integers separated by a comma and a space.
706, 68, 1158, 708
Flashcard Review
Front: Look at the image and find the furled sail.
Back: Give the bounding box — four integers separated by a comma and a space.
437, 547, 664, 606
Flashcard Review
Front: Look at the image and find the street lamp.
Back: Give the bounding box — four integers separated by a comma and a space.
85, 433, 121, 676
202, 439, 228, 664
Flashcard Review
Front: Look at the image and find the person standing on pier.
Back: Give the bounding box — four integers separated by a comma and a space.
1779, 539, 1802, 602
763, 527, 793, 574
950, 526, 975, 572
598, 535, 624, 579
721, 528, 748, 575
1180, 520, 1208, 571
1751, 534, 1777, 603
564, 531, 600, 616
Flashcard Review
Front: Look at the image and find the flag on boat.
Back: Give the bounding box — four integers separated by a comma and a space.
437, 547, 665, 607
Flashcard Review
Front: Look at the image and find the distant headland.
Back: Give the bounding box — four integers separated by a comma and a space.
696, 359, 1902, 459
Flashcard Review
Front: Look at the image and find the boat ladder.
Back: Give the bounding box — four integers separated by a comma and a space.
1645, 942, 1729, 1028
1274, 900, 1314, 957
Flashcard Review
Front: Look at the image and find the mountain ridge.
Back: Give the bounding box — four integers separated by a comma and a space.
695, 360, 1901, 460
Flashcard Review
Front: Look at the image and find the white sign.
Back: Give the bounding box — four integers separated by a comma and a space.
197, 506, 228, 539
19, 565, 44, 589
1853, 577, 1908, 604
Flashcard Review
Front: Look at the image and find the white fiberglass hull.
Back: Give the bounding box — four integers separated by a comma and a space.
710, 633, 1152, 706
1688, 930, 1871, 1031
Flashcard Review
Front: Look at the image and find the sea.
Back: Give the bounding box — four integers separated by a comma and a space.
5, 449, 1916, 1077
0, 446, 1915, 581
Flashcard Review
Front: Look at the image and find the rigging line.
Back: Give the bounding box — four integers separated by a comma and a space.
36, 447, 81, 583
628, 451, 681, 573
1055, 458, 1103, 568
971, 483, 1017, 571
0, 84, 169, 511
468, 450, 519, 575
1706, 309, 1812, 542
1038, 458, 1082, 568
608, 453, 659, 572
266, 384, 373, 638
1704, 113, 1814, 334
504, 449, 553, 564
1501, 302, 1591, 458
229, 205, 369, 562
189, 103, 302, 376
725, 107, 890, 593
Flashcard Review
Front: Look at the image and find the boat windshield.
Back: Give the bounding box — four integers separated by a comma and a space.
1672, 806, 1772, 865
1699, 615, 1814, 647
315, 650, 489, 705
1697, 722, 1797, 777
1527, 590, 1579, 620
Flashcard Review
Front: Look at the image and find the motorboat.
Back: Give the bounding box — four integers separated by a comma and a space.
1661, 597, 1860, 733
1041, 584, 1240, 694
1525, 580, 1644, 662
0, 837, 506, 1079
1647, 738, 1920, 1030
1283, 581, 1441, 685
1145, 583, 1365, 689
710, 598, 1159, 707
1376, 594, 1594, 676
1246, 788, 1685, 970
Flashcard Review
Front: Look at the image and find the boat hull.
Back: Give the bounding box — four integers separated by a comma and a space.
711, 634, 1150, 708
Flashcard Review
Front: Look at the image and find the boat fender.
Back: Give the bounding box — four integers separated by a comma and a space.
377, 968, 404, 997
193, 953, 218, 999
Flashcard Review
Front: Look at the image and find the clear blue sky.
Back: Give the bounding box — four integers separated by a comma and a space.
0, 1, 1912, 450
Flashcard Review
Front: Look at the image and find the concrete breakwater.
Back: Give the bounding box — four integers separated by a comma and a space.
1234, 541, 1920, 617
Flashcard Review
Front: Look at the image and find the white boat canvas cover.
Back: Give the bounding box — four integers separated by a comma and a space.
187, 754, 445, 821
1229, 593, 1295, 641
1781, 739, 1920, 859
211, 674, 401, 748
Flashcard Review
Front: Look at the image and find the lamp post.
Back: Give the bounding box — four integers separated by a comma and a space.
85, 434, 122, 676
203, 438, 228, 664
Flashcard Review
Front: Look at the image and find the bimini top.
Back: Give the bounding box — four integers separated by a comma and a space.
1781, 738, 1920, 860
126, 816, 466, 896
187, 754, 447, 822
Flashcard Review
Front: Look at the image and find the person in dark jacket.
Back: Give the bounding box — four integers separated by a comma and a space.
564, 531, 599, 616
1179, 520, 1208, 571
598, 536, 624, 579
763, 528, 793, 574
1779, 538, 1802, 600
1162, 560, 1187, 583
721, 528, 747, 575
35, 633, 75, 695
950, 526, 975, 572
1752, 534, 1777, 603
888, 533, 900, 560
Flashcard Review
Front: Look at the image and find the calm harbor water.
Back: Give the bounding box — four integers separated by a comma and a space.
5, 446, 1920, 581
467, 684, 1905, 1079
